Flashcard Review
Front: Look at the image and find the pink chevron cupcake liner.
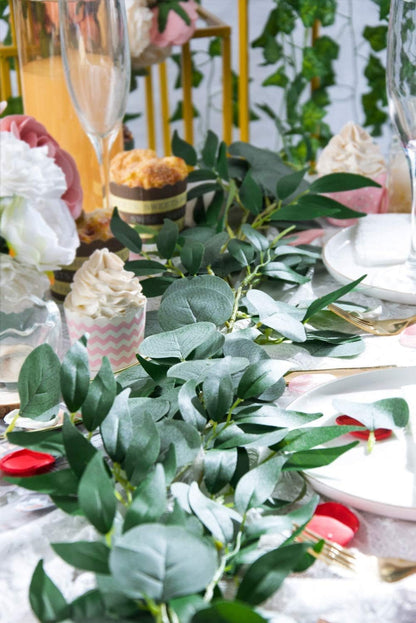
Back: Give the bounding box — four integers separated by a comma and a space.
65, 304, 146, 374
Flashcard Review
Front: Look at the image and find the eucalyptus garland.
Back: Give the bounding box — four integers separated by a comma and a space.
3, 131, 410, 622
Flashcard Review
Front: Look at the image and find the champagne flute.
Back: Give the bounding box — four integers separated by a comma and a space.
386, 0, 416, 290
58, 0, 130, 211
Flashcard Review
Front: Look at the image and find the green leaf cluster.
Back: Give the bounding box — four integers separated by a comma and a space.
7, 300, 377, 622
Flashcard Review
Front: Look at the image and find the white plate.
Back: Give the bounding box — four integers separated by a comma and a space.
323, 223, 416, 305
288, 366, 416, 520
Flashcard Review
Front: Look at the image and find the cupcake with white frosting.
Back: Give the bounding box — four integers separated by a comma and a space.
316, 122, 388, 226
64, 248, 146, 373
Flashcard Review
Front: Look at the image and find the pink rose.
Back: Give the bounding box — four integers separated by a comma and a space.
0, 114, 83, 219
150, 0, 198, 47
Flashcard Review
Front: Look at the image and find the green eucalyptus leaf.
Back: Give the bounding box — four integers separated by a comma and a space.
156, 219, 179, 259
110, 207, 142, 254
95, 575, 140, 619
187, 168, 218, 183
168, 356, 248, 382
284, 441, 358, 470
272, 194, 365, 221
191, 600, 268, 622
5, 468, 78, 495
162, 443, 177, 484
309, 172, 381, 193
304, 276, 366, 321
172, 129, 197, 166
123, 412, 161, 485
216, 425, 288, 450
227, 239, 256, 266
201, 130, 219, 168
140, 276, 177, 298
206, 189, 225, 227
228, 142, 296, 197
62, 414, 97, 478
239, 172, 263, 214
261, 261, 309, 285
158, 420, 201, 468
223, 337, 268, 363
124, 259, 167, 276
203, 373, 233, 422
158, 276, 234, 330
234, 454, 286, 513
6, 428, 65, 456
123, 464, 167, 532
237, 360, 292, 399
50, 495, 81, 516
191, 330, 225, 359
202, 231, 229, 265
240, 224, 270, 252
236, 543, 310, 605
178, 380, 207, 430
69, 589, 107, 621
333, 397, 409, 430
187, 182, 222, 201
109, 524, 217, 601
140, 322, 217, 360
18, 344, 61, 420
100, 389, 132, 463
216, 141, 229, 180
276, 167, 308, 200
282, 425, 362, 452
81, 357, 116, 432
180, 239, 205, 274
136, 354, 169, 383
203, 448, 238, 495
170, 594, 207, 623
60, 337, 90, 413
29, 560, 69, 623
51, 541, 110, 574
188, 482, 241, 543
304, 333, 364, 358
78, 453, 116, 535
130, 396, 170, 422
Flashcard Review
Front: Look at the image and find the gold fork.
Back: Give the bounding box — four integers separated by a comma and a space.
296, 527, 416, 583
328, 303, 416, 336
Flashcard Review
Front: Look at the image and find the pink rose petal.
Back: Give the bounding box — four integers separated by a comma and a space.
287, 373, 336, 394
286, 228, 326, 246
307, 515, 355, 547
399, 324, 416, 348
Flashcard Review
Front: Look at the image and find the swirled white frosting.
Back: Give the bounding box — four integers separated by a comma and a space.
316, 122, 386, 177
64, 248, 145, 319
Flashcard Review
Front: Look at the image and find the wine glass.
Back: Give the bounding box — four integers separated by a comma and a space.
58, 0, 131, 211
386, 0, 416, 291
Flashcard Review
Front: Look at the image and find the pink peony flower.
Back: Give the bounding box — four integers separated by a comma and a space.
150, 0, 198, 47
0, 114, 83, 219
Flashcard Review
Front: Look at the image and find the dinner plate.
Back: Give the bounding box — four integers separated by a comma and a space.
322, 222, 416, 305
288, 366, 416, 521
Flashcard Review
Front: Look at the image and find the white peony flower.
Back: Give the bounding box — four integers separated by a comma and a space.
0, 254, 50, 313
0, 131, 67, 201
0, 195, 79, 271
125, 0, 153, 57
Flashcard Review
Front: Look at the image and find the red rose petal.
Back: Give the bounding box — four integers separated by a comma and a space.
315, 502, 360, 533
0, 449, 55, 477
307, 515, 355, 546
336, 415, 392, 441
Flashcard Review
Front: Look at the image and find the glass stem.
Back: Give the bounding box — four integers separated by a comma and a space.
405, 142, 416, 274
91, 127, 118, 211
